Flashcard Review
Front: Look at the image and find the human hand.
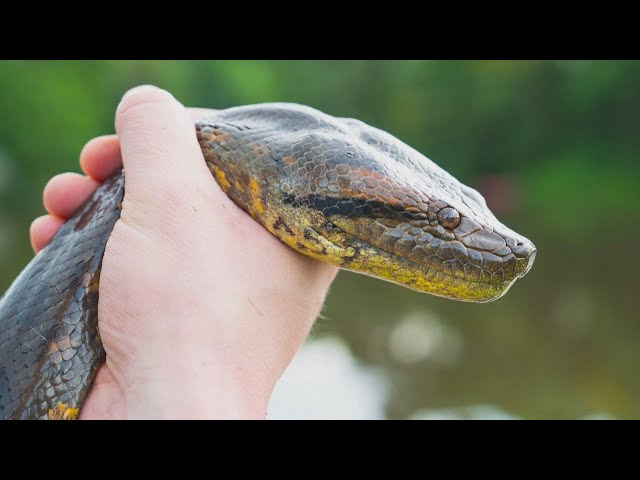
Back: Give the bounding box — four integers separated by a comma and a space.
30, 86, 338, 419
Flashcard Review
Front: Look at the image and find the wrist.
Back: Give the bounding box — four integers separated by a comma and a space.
122, 363, 269, 420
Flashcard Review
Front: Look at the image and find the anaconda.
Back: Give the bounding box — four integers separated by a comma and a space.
0, 103, 536, 419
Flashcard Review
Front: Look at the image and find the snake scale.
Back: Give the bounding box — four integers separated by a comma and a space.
0, 103, 536, 419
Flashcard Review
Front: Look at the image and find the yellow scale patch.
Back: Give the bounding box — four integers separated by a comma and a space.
48, 402, 79, 420
249, 179, 264, 214
211, 167, 231, 193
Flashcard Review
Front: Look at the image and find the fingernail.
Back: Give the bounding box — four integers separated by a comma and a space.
121, 84, 169, 101
117, 85, 178, 118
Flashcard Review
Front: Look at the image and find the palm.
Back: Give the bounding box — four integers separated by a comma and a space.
79, 365, 126, 419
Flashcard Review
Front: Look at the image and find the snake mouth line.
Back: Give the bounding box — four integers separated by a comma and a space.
336, 226, 517, 290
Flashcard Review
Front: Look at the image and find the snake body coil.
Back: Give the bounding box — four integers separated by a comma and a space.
0, 103, 536, 419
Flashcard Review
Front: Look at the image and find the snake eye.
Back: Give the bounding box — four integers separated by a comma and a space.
437, 207, 460, 230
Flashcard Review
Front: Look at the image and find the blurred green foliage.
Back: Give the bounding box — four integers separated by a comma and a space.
0, 61, 638, 418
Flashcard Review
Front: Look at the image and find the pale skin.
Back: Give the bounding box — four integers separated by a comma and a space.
29, 85, 338, 419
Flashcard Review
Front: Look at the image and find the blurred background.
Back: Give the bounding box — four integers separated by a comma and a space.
0, 60, 638, 419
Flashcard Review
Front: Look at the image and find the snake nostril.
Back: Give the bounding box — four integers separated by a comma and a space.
506, 237, 527, 251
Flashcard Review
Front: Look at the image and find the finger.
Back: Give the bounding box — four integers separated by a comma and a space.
188, 107, 218, 122
79, 135, 122, 181
115, 85, 210, 198
43, 173, 100, 218
30, 214, 65, 253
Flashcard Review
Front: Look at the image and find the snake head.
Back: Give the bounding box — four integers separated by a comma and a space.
268, 114, 536, 302
196, 103, 536, 302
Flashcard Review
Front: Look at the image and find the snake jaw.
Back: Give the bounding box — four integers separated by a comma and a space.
303, 227, 356, 258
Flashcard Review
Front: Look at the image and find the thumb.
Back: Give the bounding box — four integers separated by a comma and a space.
115, 85, 212, 208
